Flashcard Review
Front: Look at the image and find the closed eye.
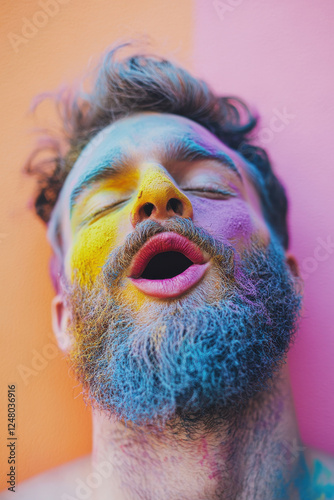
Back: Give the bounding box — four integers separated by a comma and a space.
183, 188, 237, 199
80, 198, 129, 226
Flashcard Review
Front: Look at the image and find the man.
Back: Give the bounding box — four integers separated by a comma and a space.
5, 43, 334, 499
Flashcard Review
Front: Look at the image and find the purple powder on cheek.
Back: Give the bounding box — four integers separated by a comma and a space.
192, 197, 255, 245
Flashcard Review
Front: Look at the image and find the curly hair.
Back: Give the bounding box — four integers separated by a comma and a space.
25, 42, 289, 253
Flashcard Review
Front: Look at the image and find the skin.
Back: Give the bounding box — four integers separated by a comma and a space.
3, 112, 334, 499
53, 112, 272, 314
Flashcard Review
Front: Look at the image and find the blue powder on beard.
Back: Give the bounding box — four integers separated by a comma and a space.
65, 223, 302, 428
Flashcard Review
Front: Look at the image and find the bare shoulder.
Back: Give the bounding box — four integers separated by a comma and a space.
0, 455, 91, 500
305, 446, 334, 478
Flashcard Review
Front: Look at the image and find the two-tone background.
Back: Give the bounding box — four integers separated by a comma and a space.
1, 0, 333, 487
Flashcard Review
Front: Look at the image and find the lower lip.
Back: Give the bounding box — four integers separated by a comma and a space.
129, 262, 210, 299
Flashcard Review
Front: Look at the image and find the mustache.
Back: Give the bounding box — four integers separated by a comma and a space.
101, 217, 235, 283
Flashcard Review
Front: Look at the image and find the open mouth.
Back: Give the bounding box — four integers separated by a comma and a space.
128, 233, 210, 298
140, 251, 193, 280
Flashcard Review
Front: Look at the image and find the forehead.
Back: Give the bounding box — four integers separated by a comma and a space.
60, 112, 250, 197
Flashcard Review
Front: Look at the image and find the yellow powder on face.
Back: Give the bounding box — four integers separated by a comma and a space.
131, 167, 191, 225
115, 280, 147, 312
69, 212, 118, 287
68, 166, 187, 310
69, 213, 148, 308
68, 171, 140, 287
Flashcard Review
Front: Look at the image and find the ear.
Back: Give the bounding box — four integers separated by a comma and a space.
285, 252, 304, 317
51, 294, 73, 354
285, 251, 301, 279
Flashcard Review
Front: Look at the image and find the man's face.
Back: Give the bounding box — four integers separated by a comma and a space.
52, 113, 301, 426
57, 113, 270, 291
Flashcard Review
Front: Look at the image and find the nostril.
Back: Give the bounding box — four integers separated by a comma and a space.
167, 198, 183, 216
143, 202, 154, 217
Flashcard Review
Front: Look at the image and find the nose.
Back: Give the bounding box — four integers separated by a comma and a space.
130, 166, 193, 227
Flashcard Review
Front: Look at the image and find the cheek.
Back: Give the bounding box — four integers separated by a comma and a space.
68, 230, 153, 311
67, 207, 134, 287
191, 197, 262, 246
67, 217, 117, 286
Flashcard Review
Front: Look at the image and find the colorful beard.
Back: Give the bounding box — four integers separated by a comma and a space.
62, 218, 302, 428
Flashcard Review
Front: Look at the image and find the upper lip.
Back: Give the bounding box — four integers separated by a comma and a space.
128, 232, 207, 279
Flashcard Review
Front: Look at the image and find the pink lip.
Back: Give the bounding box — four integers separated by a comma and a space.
128, 232, 210, 298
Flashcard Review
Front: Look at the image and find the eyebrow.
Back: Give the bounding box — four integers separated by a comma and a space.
162, 136, 241, 178
69, 153, 128, 213
69, 136, 242, 214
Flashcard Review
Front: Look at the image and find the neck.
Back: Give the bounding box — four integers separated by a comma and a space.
90, 364, 311, 500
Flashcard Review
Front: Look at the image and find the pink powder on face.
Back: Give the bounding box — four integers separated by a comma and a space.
197, 437, 221, 480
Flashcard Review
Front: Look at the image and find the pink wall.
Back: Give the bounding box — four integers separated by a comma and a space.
194, 0, 334, 454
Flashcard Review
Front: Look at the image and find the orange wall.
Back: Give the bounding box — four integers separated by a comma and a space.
0, 0, 193, 486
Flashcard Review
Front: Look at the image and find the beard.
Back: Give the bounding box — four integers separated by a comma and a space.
62, 217, 302, 430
